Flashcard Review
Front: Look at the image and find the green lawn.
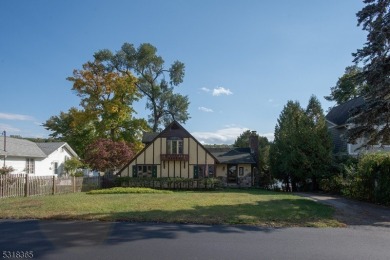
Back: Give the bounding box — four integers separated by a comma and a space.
0, 189, 342, 227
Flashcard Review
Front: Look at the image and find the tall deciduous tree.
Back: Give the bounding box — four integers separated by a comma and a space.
67, 61, 144, 141
44, 61, 148, 157
347, 0, 390, 145
94, 43, 190, 132
325, 65, 367, 104
44, 108, 97, 157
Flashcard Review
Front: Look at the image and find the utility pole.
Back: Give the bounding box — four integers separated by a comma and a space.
3, 131, 6, 152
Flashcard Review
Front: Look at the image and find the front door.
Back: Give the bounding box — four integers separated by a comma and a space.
227, 164, 238, 183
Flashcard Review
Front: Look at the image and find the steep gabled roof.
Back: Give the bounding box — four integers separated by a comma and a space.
36, 142, 66, 155
326, 97, 365, 126
0, 137, 78, 158
0, 137, 46, 158
119, 121, 220, 173
35, 142, 79, 158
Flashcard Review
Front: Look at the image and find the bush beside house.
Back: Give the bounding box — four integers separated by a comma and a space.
321, 152, 390, 205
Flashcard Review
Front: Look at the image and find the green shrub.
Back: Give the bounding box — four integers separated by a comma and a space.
71, 171, 84, 177
114, 177, 222, 190
319, 175, 344, 194
342, 152, 390, 205
64, 157, 84, 175
0, 166, 14, 175
87, 187, 173, 194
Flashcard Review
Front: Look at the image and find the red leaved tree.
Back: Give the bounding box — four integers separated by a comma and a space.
84, 139, 135, 174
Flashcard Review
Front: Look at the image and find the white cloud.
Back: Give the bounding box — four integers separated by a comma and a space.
0, 112, 34, 121
192, 127, 274, 144
198, 106, 213, 113
0, 124, 21, 133
212, 87, 233, 96
261, 133, 275, 142
192, 127, 249, 144
200, 87, 211, 92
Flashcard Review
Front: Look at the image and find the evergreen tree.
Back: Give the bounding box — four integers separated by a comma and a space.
270, 101, 308, 191
270, 96, 332, 191
304, 96, 333, 190
347, 0, 390, 145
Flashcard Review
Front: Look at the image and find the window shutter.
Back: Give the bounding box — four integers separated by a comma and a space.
132, 165, 138, 177
194, 165, 199, 179
152, 166, 157, 178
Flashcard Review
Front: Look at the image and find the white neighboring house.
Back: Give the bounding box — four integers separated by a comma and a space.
0, 137, 78, 176
326, 97, 390, 156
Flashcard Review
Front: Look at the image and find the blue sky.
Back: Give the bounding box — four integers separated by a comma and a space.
1, 0, 366, 144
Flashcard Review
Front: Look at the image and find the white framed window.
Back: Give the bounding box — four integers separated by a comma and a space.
53, 162, 59, 175
194, 165, 215, 178
134, 165, 157, 178
26, 158, 35, 174
137, 165, 152, 178
167, 138, 183, 154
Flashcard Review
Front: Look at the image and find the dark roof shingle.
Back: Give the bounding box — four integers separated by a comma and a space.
142, 132, 159, 144
326, 97, 365, 126
36, 142, 66, 155
207, 147, 256, 164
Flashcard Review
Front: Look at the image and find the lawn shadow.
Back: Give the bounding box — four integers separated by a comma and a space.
0, 219, 276, 259
0, 196, 338, 258
0, 220, 56, 258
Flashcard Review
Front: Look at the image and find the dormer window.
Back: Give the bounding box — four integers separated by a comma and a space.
167, 137, 183, 154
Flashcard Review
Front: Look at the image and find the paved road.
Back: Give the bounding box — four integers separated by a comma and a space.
1, 220, 390, 260
296, 193, 390, 227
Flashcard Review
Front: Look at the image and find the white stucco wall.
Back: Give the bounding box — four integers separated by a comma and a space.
2, 156, 41, 174
35, 146, 74, 176
4, 146, 76, 176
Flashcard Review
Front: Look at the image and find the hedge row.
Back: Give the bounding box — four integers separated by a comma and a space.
87, 187, 173, 194
115, 177, 222, 190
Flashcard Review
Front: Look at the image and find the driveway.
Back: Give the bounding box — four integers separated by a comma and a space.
296, 193, 390, 228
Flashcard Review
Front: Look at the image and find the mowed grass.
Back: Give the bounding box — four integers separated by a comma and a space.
0, 189, 342, 227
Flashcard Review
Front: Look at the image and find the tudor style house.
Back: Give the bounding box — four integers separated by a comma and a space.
0, 137, 78, 176
326, 97, 390, 155
119, 121, 258, 187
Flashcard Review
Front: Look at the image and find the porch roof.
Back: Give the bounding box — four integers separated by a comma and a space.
207, 147, 256, 164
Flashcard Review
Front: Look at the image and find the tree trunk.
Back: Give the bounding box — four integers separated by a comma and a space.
291, 178, 297, 192
312, 176, 318, 192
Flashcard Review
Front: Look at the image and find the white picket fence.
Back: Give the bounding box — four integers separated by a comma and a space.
0, 174, 102, 198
